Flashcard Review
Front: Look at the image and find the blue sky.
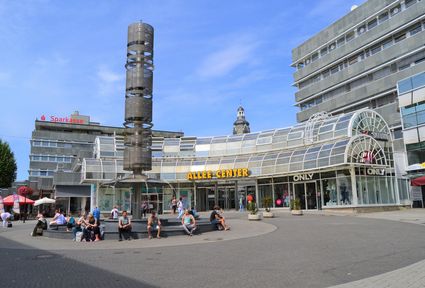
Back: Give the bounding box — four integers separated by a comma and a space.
0, 0, 366, 180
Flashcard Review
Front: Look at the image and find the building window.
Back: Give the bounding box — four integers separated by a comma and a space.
394, 32, 406, 43
378, 12, 389, 23
367, 19, 378, 30
320, 47, 328, 56
346, 31, 355, 42
311, 52, 319, 62
329, 42, 336, 51
336, 37, 345, 47
405, 0, 417, 8
382, 38, 393, 49
393, 128, 403, 139
409, 24, 422, 36
371, 44, 382, 55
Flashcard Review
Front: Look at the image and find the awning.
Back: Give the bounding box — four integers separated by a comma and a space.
411, 176, 425, 186
55, 185, 91, 197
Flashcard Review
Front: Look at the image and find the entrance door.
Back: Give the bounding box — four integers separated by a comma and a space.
294, 183, 306, 210
305, 182, 317, 210
293, 182, 317, 210
196, 186, 216, 211
218, 186, 236, 210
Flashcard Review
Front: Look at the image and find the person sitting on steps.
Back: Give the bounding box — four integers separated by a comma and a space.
210, 205, 230, 231
118, 210, 132, 241
181, 209, 196, 236
147, 211, 161, 239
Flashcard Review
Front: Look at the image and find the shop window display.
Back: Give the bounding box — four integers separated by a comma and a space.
274, 182, 290, 207
322, 178, 337, 206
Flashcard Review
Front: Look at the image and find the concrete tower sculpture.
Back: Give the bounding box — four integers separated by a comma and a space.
233, 106, 250, 135
123, 21, 154, 177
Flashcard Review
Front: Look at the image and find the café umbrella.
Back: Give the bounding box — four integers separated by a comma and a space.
34, 197, 56, 206
3, 195, 35, 205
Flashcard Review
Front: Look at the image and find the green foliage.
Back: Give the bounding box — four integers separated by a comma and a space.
290, 198, 301, 210
0, 140, 17, 188
262, 196, 273, 212
247, 201, 258, 215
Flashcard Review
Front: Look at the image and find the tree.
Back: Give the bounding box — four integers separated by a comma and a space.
0, 139, 17, 188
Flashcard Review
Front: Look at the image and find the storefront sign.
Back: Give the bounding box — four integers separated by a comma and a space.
366, 168, 385, 176
186, 168, 250, 181
40, 114, 87, 124
293, 173, 314, 182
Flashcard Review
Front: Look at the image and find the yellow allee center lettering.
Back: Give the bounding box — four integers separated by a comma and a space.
186, 168, 249, 181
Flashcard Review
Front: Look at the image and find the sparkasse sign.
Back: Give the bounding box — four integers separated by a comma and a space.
40, 114, 86, 124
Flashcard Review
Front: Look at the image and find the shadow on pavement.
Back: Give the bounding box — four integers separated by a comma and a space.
0, 234, 158, 288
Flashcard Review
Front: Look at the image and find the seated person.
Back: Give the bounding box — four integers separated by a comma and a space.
210, 205, 230, 231
84, 214, 101, 242
189, 207, 200, 219
181, 209, 196, 236
31, 213, 47, 236
66, 214, 75, 232
147, 211, 161, 239
72, 212, 86, 241
118, 210, 132, 241
50, 210, 66, 226
1, 211, 12, 228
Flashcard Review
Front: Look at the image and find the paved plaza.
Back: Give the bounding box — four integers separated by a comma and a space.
1, 210, 425, 288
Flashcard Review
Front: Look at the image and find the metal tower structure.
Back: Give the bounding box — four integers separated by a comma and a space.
123, 21, 154, 177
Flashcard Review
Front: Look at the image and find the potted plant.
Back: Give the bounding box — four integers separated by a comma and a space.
247, 200, 261, 221
290, 198, 303, 216
262, 196, 274, 218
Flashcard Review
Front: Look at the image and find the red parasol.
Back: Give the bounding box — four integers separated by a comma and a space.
411, 176, 425, 186
3, 195, 35, 206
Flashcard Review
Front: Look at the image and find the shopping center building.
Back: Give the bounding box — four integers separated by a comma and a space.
80, 108, 410, 214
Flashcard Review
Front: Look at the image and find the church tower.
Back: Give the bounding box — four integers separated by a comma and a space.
233, 106, 250, 135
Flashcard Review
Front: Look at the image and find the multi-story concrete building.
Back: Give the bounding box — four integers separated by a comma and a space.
29, 111, 182, 213
397, 72, 425, 206
291, 0, 424, 197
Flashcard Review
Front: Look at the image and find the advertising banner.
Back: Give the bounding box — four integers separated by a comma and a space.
12, 193, 20, 214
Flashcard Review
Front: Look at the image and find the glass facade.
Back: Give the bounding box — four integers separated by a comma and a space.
81, 109, 402, 212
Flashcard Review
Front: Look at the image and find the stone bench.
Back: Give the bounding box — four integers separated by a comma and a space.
43, 218, 216, 240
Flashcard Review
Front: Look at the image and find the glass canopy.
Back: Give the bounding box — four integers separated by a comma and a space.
81, 108, 393, 183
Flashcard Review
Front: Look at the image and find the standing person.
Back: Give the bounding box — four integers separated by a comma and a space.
239, 196, 245, 212
181, 209, 196, 236
118, 210, 132, 241
92, 206, 100, 223
171, 196, 177, 214
147, 211, 161, 239
141, 199, 148, 219
110, 206, 119, 220
1, 211, 11, 228
177, 197, 184, 219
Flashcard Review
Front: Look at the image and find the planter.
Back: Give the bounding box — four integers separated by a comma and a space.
262, 211, 274, 218
248, 213, 261, 221
291, 209, 303, 216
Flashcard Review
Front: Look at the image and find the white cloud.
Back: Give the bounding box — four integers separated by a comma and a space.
96, 65, 125, 96
197, 37, 259, 79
